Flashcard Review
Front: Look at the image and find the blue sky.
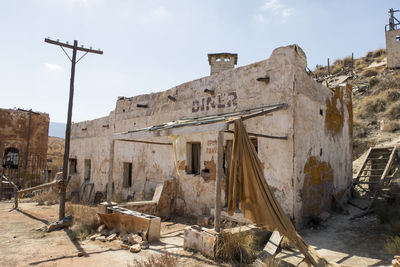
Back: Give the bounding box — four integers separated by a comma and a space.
0, 0, 395, 123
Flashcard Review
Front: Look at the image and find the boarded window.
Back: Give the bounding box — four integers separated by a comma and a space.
186, 142, 201, 175
69, 158, 77, 173
84, 159, 91, 180
2, 147, 19, 169
123, 162, 132, 188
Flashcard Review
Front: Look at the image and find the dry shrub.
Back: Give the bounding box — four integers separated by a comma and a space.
314, 65, 327, 76
331, 59, 344, 74
373, 48, 386, 58
129, 251, 178, 267
343, 56, 353, 67
366, 51, 374, 58
362, 69, 378, 77
376, 74, 400, 92
387, 90, 400, 102
66, 203, 101, 239
216, 230, 261, 264
33, 189, 59, 205
355, 95, 386, 117
385, 236, 400, 254
369, 77, 380, 87
385, 102, 400, 120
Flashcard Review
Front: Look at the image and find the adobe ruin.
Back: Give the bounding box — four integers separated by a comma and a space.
0, 108, 49, 187
68, 44, 352, 226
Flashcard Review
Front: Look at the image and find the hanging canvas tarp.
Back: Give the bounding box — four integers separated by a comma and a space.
227, 119, 339, 267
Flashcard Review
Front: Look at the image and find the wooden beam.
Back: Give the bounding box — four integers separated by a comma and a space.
224, 130, 287, 140
44, 38, 103, 54
17, 180, 60, 195
116, 139, 172, 146
107, 140, 115, 203
214, 130, 225, 232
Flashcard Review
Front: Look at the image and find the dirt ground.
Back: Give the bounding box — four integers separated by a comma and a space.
276, 202, 393, 266
0, 199, 394, 267
0, 201, 222, 267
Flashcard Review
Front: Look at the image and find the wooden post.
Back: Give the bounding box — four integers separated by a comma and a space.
351, 52, 354, 71
107, 140, 115, 203
45, 38, 102, 220
214, 130, 224, 232
327, 58, 330, 74
59, 40, 77, 220
14, 186, 18, 209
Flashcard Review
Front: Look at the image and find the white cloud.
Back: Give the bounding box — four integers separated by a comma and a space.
261, 0, 283, 11
256, 0, 294, 22
281, 8, 294, 18
44, 63, 63, 72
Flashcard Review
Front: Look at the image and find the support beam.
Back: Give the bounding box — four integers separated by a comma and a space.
116, 139, 172, 146
17, 180, 60, 195
214, 130, 224, 232
224, 130, 287, 140
107, 140, 115, 203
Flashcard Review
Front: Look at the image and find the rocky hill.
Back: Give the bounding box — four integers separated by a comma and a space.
312, 49, 400, 162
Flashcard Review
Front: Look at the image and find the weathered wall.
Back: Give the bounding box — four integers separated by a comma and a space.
386, 29, 400, 68
293, 68, 353, 224
0, 108, 49, 186
47, 136, 64, 181
69, 45, 351, 224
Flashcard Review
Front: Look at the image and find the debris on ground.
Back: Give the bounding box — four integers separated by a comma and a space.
46, 215, 73, 232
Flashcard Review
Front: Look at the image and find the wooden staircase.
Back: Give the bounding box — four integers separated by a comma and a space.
352, 146, 398, 213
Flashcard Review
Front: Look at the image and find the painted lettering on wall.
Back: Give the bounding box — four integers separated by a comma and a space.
192, 91, 237, 113
206, 140, 217, 154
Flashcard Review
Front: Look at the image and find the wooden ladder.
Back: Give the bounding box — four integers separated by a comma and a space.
352, 146, 398, 217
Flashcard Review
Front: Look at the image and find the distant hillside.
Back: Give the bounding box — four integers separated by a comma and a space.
312, 48, 400, 160
49, 122, 66, 139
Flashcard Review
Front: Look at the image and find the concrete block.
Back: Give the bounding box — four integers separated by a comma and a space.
184, 226, 217, 258
202, 231, 217, 258
184, 226, 203, 252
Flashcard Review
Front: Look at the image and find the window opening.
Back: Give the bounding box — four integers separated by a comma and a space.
186, 142, 201, 175
84, 159, 91, 180
2, 147, 19, 169
123, 162, 132, 188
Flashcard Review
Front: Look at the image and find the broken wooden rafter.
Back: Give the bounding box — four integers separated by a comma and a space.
224, 130, 287, 140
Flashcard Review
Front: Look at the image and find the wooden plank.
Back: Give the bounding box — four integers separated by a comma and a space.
354, 147, 372, 180
264, 231, 283, 256
214, 130, 225, 233
17, 180, 60, 195
380, 147, 397, 181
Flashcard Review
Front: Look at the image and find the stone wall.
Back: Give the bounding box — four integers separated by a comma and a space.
0, 108, 49, 186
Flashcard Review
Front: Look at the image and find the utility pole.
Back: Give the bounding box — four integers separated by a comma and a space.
44, 38, 103, 220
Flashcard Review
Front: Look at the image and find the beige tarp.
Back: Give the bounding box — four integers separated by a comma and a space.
227, 119, 338, 267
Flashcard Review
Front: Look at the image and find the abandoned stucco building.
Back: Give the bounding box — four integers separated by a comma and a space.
69, 45, 352, 225
0, 108, 49, 187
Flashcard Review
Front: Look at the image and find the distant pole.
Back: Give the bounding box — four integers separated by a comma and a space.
327, 58, 330, 75
44, 38, 103, 220
351, 53, 354, 72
